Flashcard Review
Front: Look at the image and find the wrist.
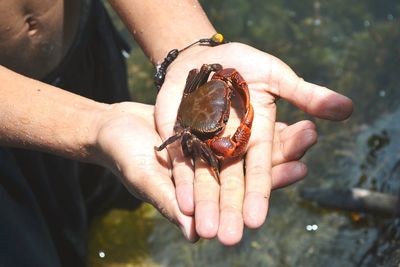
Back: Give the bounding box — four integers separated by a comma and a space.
0, 67, 114, 163
152, 30, 218, 65
76, 102, 112, 164
109, 0, 217, 65
165, 44, 217, 79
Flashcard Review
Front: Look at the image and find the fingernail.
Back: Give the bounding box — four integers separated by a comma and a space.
293, 162, 307, 177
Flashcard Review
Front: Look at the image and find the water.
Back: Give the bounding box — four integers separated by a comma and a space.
89, 1, 400, 266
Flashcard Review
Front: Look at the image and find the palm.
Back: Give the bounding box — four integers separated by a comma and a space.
155, 42, 352, 245
156, 43, 302, 174
96, 102, 195, 238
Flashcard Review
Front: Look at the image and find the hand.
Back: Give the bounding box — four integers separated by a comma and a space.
93, 102, 317, 243
94, 102, 196, 239
155, 42, 352, 245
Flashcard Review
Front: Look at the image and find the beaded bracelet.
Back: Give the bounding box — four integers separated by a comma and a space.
154, 33, 227, 91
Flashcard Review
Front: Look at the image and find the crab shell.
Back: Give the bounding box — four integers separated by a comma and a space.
176, 79, 231, 141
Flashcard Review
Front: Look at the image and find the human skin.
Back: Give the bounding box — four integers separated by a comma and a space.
110, 0, 353, 245
0, 0, 352, 245
157, 43, 352, 245
0, 65, 316, 242
0, 0, 80, 79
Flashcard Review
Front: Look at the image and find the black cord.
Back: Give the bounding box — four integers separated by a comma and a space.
154, 33, 227, 91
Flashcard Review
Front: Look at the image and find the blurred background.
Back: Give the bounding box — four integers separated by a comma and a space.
89, 1, 400, 266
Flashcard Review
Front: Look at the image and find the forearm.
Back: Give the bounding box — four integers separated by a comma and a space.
0, 66, 108, 162
108, 0, 216, 64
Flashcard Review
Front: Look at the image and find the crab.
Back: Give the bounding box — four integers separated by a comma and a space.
156, 63, 254, 181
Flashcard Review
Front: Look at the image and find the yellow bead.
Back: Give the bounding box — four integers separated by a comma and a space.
212, 33, 224, 44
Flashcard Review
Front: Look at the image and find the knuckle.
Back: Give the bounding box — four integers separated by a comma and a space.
220, 176, 244, 192
221, 203, 243, 214
220, 193, 244, 211
219, 177, 244, 211
246, 189, 271, 201
195, 170, 217, 184
245, 164, 270, 178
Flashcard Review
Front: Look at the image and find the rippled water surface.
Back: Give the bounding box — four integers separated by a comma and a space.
89, 1, 400, 266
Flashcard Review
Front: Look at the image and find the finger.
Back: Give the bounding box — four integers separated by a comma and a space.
168, 144, 196, 216
155, 88, 196, 216
217, 159, 245, 246
174, 173, 195, 216
275, 121, 288, 131
243, 144, 271, 229
243, 107, 275, 229
267, 57, 353, 121
272, 120, 317, 166
194, 158, 220, 239
156, 140, 195, 216
271, 161, 308, 189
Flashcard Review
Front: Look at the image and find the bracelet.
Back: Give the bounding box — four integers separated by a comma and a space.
154, 33, 227, 91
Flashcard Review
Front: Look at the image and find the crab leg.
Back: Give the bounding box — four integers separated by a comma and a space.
156, 131, 184, 151
188, 134, 221, 181
183, 64, 222, 95
206, 68, 254, 159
